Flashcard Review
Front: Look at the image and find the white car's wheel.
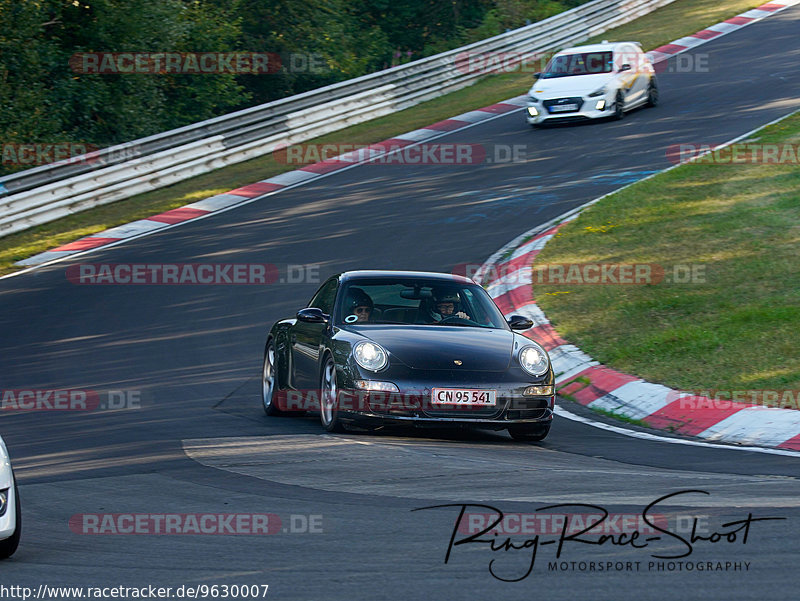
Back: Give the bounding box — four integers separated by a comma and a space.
646, 79, 659, 107
614, 90, 625, 120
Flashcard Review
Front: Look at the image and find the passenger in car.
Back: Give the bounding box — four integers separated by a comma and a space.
345, 288, 374, 323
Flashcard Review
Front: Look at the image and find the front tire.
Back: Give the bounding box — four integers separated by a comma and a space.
320, 355, 345, 433
0, 481, 21, 559
509, 423, 550, 442
613, 90, 625, 120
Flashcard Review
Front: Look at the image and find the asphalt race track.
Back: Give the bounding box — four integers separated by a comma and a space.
1, 7, 799, 600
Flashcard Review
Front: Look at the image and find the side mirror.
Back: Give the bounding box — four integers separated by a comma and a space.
297, 307, 330, 323
618, 63, 632, 72
533, 72, 542, 80
507, 315, 534, 330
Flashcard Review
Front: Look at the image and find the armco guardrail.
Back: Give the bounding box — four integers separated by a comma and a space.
0, 0, 675, 238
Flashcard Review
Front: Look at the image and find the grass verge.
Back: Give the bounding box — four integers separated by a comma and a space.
536, 111, 800, 403
0, 0, 766, 276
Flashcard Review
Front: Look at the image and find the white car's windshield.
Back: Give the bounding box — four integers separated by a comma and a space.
337, 279, 508, 329
542, 51, 613, 78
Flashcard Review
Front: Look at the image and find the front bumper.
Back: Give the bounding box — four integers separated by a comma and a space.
335, 369, 555, 428
0, 485, 16, 541
342, 408, 553, 430
525, 97, 611, 125
0, 439, 16, 541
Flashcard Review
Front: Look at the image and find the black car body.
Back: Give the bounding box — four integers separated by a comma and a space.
261, 271, 555, 441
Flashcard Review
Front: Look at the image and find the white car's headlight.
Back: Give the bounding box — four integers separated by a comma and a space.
518, 344, 550, 376
353, 341, 388, 372
588, 86, 607, 98
528, 93, 539, 102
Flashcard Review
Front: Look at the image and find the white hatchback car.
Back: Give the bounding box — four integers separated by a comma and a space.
525, 41, 658, 126
0, 434, 20, 559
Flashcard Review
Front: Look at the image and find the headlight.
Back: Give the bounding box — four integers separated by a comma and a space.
528, 93, 539, 102
0, 489, 7, 517
518, 344, 550, 376
588, 86, 606, 98
526, 106, 539, 117
353, 341, 388, 372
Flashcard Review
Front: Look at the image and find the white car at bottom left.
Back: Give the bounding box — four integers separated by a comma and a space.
0, 434, 20, 559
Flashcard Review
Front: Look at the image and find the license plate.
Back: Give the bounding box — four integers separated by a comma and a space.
431, 388, 496, 406
550, 104, 578, 112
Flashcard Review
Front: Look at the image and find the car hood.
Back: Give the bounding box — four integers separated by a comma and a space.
529, 73, 615, 98
354, 325, 515, 371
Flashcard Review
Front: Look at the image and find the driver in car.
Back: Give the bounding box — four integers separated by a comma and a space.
429, 289, 471, 322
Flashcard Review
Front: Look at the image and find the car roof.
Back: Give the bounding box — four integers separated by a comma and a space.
337, 270, 474, 284
558, 41, 641, 54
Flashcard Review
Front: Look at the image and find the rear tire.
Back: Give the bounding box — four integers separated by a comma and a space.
0, 480, 21, 559
320, 355, 345, 433
262, 339, 290, 416
509, 423, 550, 442
646, 79, 659, 107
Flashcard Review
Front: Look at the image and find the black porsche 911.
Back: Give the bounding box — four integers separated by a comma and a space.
261, 271, 555, 441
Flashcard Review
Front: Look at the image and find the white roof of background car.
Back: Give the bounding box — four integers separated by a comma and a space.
557, 41, 642, 55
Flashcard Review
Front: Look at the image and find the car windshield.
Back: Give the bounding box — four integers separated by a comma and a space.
541, 51, 613, 78
336, 278, 509, 329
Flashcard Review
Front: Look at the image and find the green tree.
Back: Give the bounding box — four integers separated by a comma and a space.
236, 0, 390, 104
1, 0, 248, 174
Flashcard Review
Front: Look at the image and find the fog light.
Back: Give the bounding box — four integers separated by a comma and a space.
526, 106, 539, 117
595, 99, 606, 111
354, 380, 399, 392
0, 489, 7, 516
523, 385, 554, 396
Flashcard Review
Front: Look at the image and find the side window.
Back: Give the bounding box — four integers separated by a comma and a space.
308, 278, 338, 314
635, 47, 647, 71
619, 44, 638, 71
461, 289, 486, 324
